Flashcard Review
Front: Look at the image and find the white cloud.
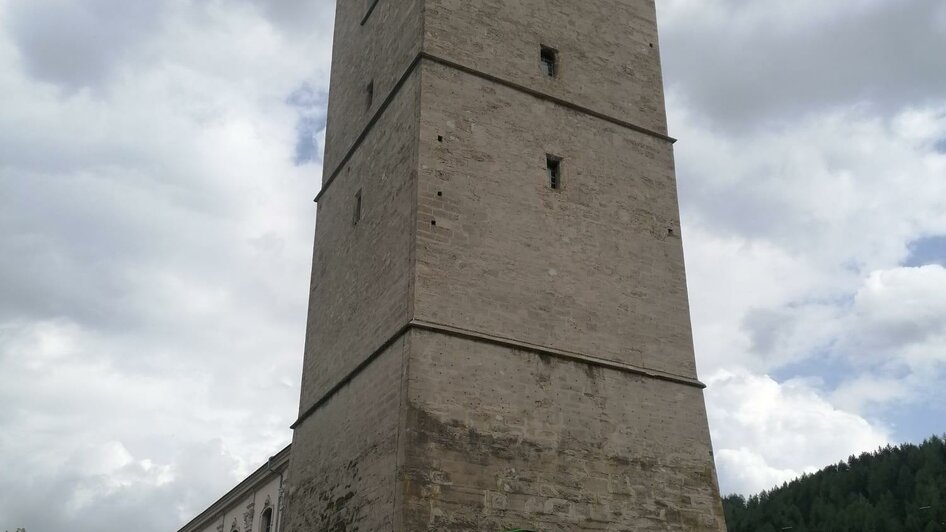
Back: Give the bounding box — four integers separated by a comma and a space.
830, 375, 913, 415
848, 265, 946, 360
0, 1, 335, 530
715, 448, 800, 497
676, 94, 946, 493
684, 228, 831, 373
675, 102, 946, 273
821, 265, 946, 413
707, 370, 890, 495
677, 99, 946, 377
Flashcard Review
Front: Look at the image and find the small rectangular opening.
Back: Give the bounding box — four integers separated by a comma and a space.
546, 155, 562, 190
366, 80, 374, 110
353, 189, 363, 225
540, 46, 558, 77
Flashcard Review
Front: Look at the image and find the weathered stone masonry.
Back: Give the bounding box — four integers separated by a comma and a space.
284, 1, 728, 530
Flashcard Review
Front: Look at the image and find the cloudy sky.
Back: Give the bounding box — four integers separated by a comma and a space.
0, 0, 944, 530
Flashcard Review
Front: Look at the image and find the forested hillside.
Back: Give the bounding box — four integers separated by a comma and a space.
722, 436, 946, 532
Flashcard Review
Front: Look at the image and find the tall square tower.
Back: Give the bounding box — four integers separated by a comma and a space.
283, 1, 727, 530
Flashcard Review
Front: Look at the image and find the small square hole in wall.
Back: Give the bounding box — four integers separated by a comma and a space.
546, 155, 563, 190
353, 188, 363, 225
540, 46, 558, 77
366, 80, 374, 110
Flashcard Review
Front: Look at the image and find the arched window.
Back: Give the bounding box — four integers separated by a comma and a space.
261, 507, 274, 532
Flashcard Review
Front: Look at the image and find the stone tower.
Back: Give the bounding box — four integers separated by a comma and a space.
283, 0, 727, 530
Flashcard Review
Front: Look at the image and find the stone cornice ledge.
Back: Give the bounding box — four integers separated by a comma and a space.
410, 319, 706, 390
291, 319, 705, 430
314, 52, 677, 204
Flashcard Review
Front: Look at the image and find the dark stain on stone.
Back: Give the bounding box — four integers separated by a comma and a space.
608, 453, 658, 472
409, 404, 547, 462
396, 406, 720, 530
282, 460, 371, 532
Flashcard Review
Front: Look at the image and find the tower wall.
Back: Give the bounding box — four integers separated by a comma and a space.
284, 337, 406, 532
423, 0, 669, 135
402, 329, 725, 531
297, 69, 419, 411
322, 0, 423, 173
286, 0, 727, 530
414, 60, 696, 379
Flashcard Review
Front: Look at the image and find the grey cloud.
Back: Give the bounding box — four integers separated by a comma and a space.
6, 0, 166, 90
0, 441, 243, 532
661, 0, 946, 130
740, 300, 846, 372
743, 307, 785, 357
0, 167, 234, 334
0, 1, 324, 528
244, 0, 335, 35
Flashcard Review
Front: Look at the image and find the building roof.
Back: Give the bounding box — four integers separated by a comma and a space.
177, 444, 291, 532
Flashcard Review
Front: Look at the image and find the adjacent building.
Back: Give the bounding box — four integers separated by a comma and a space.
178, 446, 289, 532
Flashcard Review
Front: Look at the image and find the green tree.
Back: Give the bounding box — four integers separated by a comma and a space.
722, 436, 946, 532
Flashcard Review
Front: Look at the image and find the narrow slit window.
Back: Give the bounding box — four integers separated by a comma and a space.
353, 189, 363, 225
547, 155, 562, 190
540, 46, 558, 77
366, 80, 374, 110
